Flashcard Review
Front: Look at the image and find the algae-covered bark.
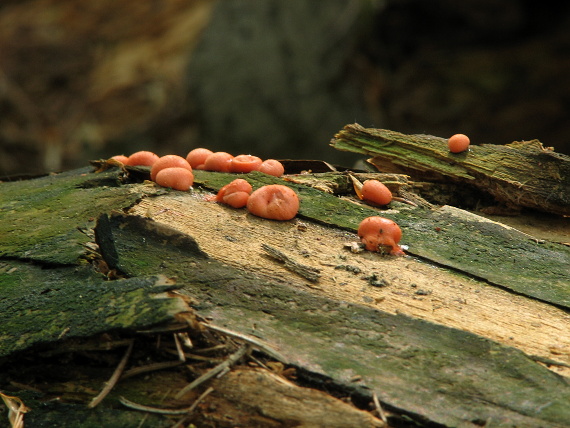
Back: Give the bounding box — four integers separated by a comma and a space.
330, 124, 570, 215
0, 167, 150, 264
0, 262, 185, 358
2, 164, 570, 427
193, 170, 570, 309
0, 167, 190, 357
99, 212, 570, 428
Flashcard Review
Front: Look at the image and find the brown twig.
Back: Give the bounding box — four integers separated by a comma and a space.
175, 344, 250, 399
261, 243, 321, 283
1, 392, 29, 428
173, 333, 186, 362
529, 354, 570, 369
189, 343, 230, 354
206, 323, 287, 362
121, 360, 185, 380
163, 348, 226, 362
119, 387, 214, 416
88, 339, 134, 408
171, 387, 215, 427
372, 391, 387, 424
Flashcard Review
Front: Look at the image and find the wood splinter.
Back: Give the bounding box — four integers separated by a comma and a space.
261, 243, 321, 283
119, 386, 214, 416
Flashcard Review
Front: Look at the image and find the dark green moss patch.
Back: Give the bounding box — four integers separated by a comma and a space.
0, 167, 149, 265
0, 260, 185, 358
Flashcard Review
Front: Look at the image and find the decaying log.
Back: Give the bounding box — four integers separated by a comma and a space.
2, 164, 570, 427
190, 169, 570, 310
100, 211, 570, 427
330, 123, 570, 215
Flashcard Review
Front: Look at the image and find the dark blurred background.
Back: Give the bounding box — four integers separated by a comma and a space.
1, 0, 569, 176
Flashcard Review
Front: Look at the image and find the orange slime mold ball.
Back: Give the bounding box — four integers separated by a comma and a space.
154, 167, 194, 191
203, 152, 234, 172
230, 155, 263, 173
127, 151, 159, 166
361, 180, 392, 205
110, 155, 129, 164
247, 185, 299, 220
216, 178, 253, 208
186, 148, 213, 169
448, 134, 470, 153
257, 159, 285, 177
150, 155, 192, 181
357, 216, 405, 256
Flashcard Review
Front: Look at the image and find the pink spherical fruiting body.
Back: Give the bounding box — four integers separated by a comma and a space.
186, 148, 213, 169
154, 167, 194, 190
230, 155, 263, 173
361, 180, 392, 205
215, 178, 253, 208
150, 155, 192, 181
127, 151, 159, 166
257, 159, 285, 177
448, 134, 470, 153
247, 185, 299, 220
203, 152, 234, 172
357, 216, 405, 256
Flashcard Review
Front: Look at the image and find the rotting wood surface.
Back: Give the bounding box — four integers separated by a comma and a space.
0, 167, 191, 357
129, 189, 570, 374
330, 123, 570, 215
102, 210, 570, 427
1, 164, 570, 427
192, 170, 570, 310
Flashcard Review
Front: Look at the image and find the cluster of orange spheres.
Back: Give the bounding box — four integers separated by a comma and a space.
212, 179, 300, 221
110, 149, 297, 221
111, 149, 285, 192
111, 149, 404, 251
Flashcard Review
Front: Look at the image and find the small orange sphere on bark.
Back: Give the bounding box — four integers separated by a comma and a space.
203, 152, 234, 172
186, 148, 213, 169
127, 151, 159, 166
215, 178, 253, 208
357, 216, 405, 255
361, 180, 392, 205
110, 155, 129, 164
230, 154, 263, 173
247, 185, 299, 220
154, 167, 194, 190
150, 155, 192, 181
257, 159, 285, 177
448, 134, 470, 153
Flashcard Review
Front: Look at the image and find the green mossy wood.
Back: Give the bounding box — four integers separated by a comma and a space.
194, 170, 570, 310
1, 161, 570, 426
330, 123, 570, 216
0, 167, 143, 264
0, 262, 184, 358
101, 212, 570, 428
0, 168, 189, 357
